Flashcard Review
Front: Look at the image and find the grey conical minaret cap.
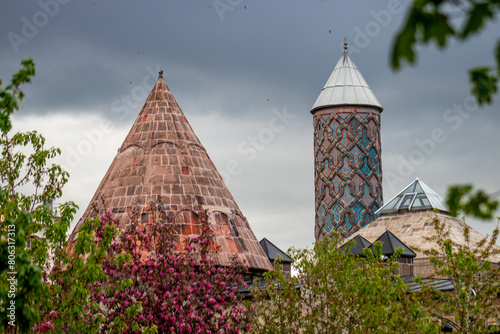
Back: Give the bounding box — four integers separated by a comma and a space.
311, 40, 383, 114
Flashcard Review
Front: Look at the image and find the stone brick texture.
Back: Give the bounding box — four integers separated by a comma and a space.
70, 75, 272, 272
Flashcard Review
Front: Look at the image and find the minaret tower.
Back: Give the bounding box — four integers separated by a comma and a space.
311, 39, 383, 241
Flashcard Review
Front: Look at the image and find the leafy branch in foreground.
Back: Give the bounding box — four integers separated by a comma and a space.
249, 235, 439, 333
47, 201, 251, 334
416, 216, 500, 333
0, 58, 79, 333
0, 213, 42, 333
392, 0, 500, 104
446, 184, 499, 220
0, 58, 35, 134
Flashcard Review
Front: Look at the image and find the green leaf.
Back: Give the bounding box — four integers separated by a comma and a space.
461, 3, 494, 39
0, 58, 35, 134
446, 184, 499, 220
391, 9, 419, 69
423, 12, 455, 47
391, 3, 455, 69
495, 39, 500, 77
469, 67, 498, 105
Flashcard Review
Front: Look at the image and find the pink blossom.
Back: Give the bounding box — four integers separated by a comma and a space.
83, 214, 249, 333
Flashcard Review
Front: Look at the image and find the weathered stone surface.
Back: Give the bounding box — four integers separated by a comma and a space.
70, 72, 272, 272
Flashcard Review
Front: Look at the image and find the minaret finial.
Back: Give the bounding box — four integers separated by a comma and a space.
158, 70, 164, 79
344, 36, 348, 51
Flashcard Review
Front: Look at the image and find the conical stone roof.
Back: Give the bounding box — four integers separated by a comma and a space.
70, 71, 272, 272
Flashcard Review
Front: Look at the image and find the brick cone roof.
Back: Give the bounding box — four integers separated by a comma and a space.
70, 71, 272, 272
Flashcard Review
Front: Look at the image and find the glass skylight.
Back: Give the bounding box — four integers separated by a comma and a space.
376, 178, 448, 215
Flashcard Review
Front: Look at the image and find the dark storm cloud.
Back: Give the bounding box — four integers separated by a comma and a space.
1, 1, 410, 118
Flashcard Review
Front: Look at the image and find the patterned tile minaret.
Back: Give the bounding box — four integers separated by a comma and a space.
311, 40, 383, 241
70, 70, 272, 272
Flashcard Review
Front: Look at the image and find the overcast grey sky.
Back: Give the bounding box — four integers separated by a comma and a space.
1, 0, 499, 251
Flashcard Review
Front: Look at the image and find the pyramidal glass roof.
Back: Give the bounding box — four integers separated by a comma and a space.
376, 178, 448, 215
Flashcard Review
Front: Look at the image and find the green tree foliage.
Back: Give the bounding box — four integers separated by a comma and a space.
0, 130, 77, 270
39, 203, 251, 333
35, 211, 117, 333
0, 59, 78, 333
392, 0, 500, 104
446, 185, 499, 220
249, 236, 439, 334
0, 213, 42, 333
0, 58, 35, 134
415, 216, 500, 333
393, 6, 500, 329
